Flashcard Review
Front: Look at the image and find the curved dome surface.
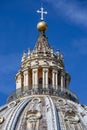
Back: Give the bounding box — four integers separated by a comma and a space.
0, 95, 87, 130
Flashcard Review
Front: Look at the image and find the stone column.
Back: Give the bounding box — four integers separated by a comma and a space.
66, 75, 70, 89
52, 69, 58, 90
23, 70, 29, 91
51, 48, 54, 57
61, 71, 65, 91
56, 71, 58, 89
32, 68, 38, 89
43, 68, 48, 89
52, 70, 55, 89
16, 73, 23, 90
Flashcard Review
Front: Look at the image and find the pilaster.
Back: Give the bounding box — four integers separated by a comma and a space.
52, 69, 58, 89
32, 68, 38, 89
43, 68, 48, 88
16, 72, 23, 90
66, 75, 70, 89
61, 71, 65, 91
23, 69, 29, 91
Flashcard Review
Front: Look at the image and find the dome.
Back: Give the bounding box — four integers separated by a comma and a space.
0, 95, 87, 130
0, 7, 87, 130
37, 21, 47, 32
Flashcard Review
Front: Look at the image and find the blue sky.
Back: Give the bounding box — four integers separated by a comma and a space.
0, 0, 87, 105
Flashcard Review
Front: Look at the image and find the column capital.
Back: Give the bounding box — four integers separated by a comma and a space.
32, 68, 38, 73
52, 69, 58, 74
43, 68, 48, 72
23, 70, 29, 75
22, 67, 29, 72
17, 73, 23, 79
42, 65, 49, 68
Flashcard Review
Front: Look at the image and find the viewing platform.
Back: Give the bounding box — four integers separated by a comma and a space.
7, 85, 78, 103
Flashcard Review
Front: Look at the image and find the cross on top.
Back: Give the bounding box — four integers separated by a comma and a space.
37, 7, 47, 20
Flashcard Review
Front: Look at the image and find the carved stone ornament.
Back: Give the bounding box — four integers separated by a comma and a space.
56, 99, 67, 110
32, 97, 41, 104
8, 101, 17, 108
57, 99, 66, 105
64, 110, 79, 124
26, 110, 41, 130
26, 110, 41, 122
0, 116, 4, 124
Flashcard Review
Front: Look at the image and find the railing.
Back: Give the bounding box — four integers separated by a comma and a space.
7, 85, 78, 103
